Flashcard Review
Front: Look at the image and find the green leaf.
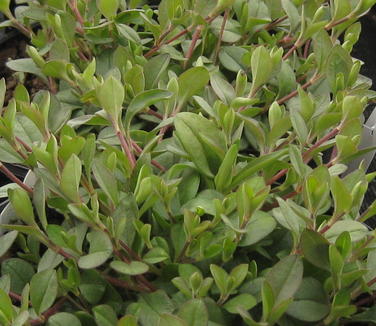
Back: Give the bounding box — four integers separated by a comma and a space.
79, 270, 107, 305
143, 248, 169, 264
215, 144, 238, 192
0, 231, 18, 258
1, 258, 35, 294
223, 294, 257, 314
0, 288, 13, 325
124, 89, 172, 131
118, 315, 139, 326
301, 230, 330, 270
250, 46, 273, 95
144, 54, 170, 89
6, 59, 46, 81
231, 149, 288, 187
159, 314, 187, 326
265, 255, 303, 305
174, 113, 226, 177
78, 231, 113, 269
8, 188, 36, 226
239, 211, 276, 247
210, 264, 228, 295
326, 45, 353, 92
324, 220, 368, 243
110, 260, 149, 275
116, 24, 141, 44
60, 154, 82, 202
47, 312, 82, 326
0, 0, 10, 13
177, 67, 210, 108
93, 304, 118, 326
92, 159, 119, 205
177, 299, 208, 326
210, 73, 235, 105
97, 76, 124, 119
230, 264, 248, 289
351, 305, 376, 323
219, 46, 248, 73
30, 269, 58, 315
331, 176, 352, 216
97, 0, 119, 18
0, 78, 5, 109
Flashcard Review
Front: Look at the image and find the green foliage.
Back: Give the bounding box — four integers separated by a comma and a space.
0, 0, 375, 325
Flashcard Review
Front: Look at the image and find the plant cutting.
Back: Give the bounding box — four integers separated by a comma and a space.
0, 0, 376, 325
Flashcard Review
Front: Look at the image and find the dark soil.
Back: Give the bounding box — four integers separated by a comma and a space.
0, 35, 47, 105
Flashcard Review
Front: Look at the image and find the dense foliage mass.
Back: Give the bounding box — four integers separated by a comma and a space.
0, 0, 376, 325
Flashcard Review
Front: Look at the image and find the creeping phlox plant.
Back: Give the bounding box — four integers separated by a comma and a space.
0, 0, 376, 325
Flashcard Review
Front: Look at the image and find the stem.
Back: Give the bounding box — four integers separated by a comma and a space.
277, 73, 321, 105
265, 126, 340, 187
213, 10, 229, 64
184, 25, 203, 68
147, 109, 163, 120
68, 0, 85, 34
15, 136, 32, 152
254, 15, 288, 34
9, 291, 22, 302
30, 297, 67, 325
303, 39, 311, 58
0, 163, 33, 194
302, 127, 340, 163
5, 10, 32, 38
144, 15, 218, 58
116, 130, 136, 170
283, 43, 299, 60
176, 239, 191, 263
325, 14, 354, 30
131, 141, 166, 172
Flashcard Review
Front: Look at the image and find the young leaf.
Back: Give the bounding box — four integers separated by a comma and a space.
60, 154, 82, 203
210, 264, 228, 295
97, 76, 124, 120
8, 188, 36, 226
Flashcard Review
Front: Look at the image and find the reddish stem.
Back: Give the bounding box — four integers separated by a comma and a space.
184, 26, 203, 68
214, 10, 229, 64
277, 74, 321, 105
116, 130, 136, 169
68, 0, 85, 34
0, 163, 33, 194
302, 127, 340, 163
131, 141, 166, 172
30, 297, 67, 325
147, 109, 163, 120
15, 136, 32, 152
144, 15, 217, 58
283, 43, 298, 60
